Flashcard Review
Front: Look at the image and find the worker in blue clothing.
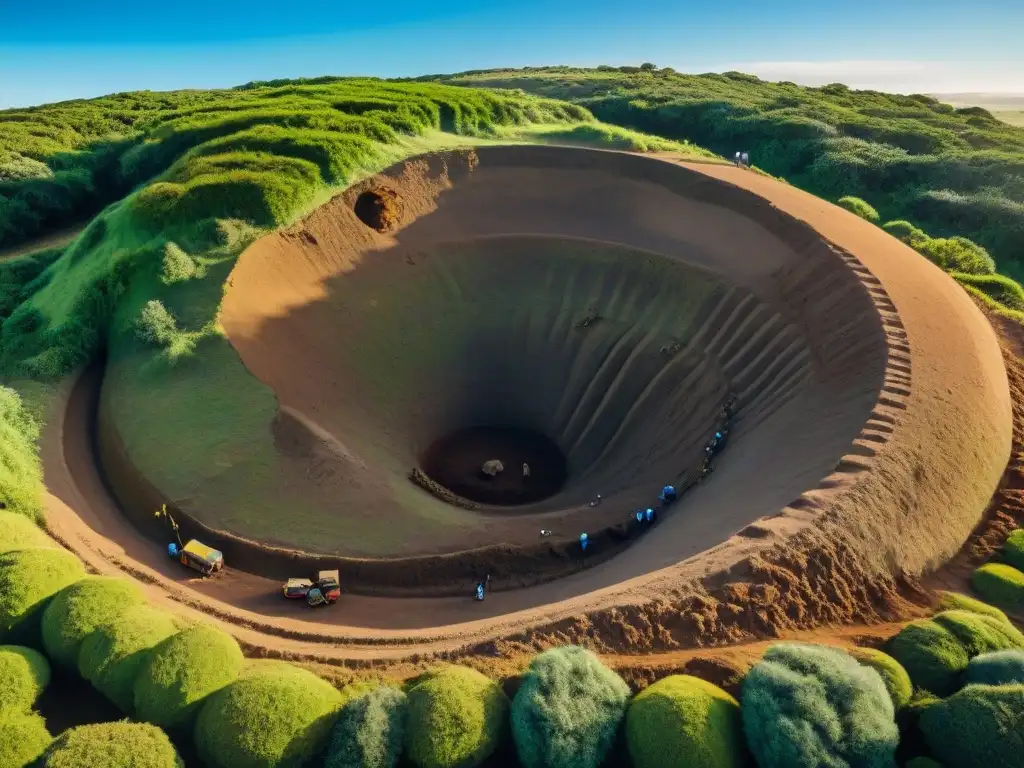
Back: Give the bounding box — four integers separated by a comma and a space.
659, 484, 677, 504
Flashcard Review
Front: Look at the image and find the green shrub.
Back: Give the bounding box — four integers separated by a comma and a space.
0, 387, 45, 522
625, 674, 746, 768
849, 647, 913, 709
324, 685, 407, 768
134, 623, 243, 729
78, 604, 181, 714
918, 236, 996, 275
159, 242, 202, 283
0, 546, 85, 644
37, 721, 184, 768
511, 646, 630, 768
885, 609, 1024, 695
837, 196, 880, 222
919, 683, 1024, 768
0, 511, 54, 553
971, 562, 1024, 609
1004, 528, 1024, 570
41, 576, 144, 668
0, 709, 52, 767
195, 660, 342, 768
741, 643, 898, 768
935, 591, 1008, 622
963, 649, 1024, 686
134, 300, 179, 346
0, 644, 50, 711
405, 665, 509, 768
952, 272, 1024, 313
882, 220, 929, 249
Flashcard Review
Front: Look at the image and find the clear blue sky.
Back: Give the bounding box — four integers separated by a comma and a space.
2, 0, 1022, 108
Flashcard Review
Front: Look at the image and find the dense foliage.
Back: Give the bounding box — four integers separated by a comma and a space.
511, 646, 630, 768
0, 388, 45, 522
405, 665, 509, 768
741, 643, 898, 768
0, 510, 53, 553
37, 721, 185, 768
849, 647, 913, 709
133, 623, 244, 729
78, 603, 181, 713
625, 674, 746, 768
41, 576, 144, 668
963, 649, 1024, 686
885, 609, 1024, 695
430, 67, 1024, 279
0, 644, 50, 712
919, 683, 1024, 768
971, 562, 1024, 609
195, 660, 343, 768
0, 546, 85, 645
0, 708, 52, 767
837, 195, 879, 222
324, 686, 408, 768
1003, 528, 1024, 570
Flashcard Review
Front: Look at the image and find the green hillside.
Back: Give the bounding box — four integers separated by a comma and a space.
425, 66, 1024, 280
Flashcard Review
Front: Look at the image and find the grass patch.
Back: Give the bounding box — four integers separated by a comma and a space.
0, 644, 51, 712
195, 660, 343, 768
0, 386, 45, 522
626, 674, 745, 768
0, 510, 55, 553
935, 591, 1009, 622
972, 562, 1024, 609
78, 603, 183, 715
133, 623, 243, 730
0, 547, 86, 646
1003, 528, 1024, 570
41, 576, 145, 669
837, 195, 880, 222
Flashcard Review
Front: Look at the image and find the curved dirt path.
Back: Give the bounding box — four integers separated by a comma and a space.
42, 149, 1011, 661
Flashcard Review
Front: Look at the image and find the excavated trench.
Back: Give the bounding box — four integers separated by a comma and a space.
88, 146, 1009, 599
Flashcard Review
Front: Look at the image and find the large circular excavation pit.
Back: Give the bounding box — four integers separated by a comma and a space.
421, 426, 567, 506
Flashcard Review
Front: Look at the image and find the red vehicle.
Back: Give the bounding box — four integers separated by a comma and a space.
282, 570, 340, 606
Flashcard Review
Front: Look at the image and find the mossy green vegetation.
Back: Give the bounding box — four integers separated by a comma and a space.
1003, 528, 1024, 570
971, 562, 1024, 609
37, 721, 184, 768
0, 510, 54, 553
511, 646, 630, 768
324, 686, 408, 768
0, 387, 45, 522
936, 591, 1010, 622
625, 674, 746, 768
849, 647, 913, 709
0, 708, 53, 767
133, 623, 244, 729
0, 644, 50, 712
405, 665, 509, 768
919, 684, 1024, 768
886, 609, 1024, 695
195, 661, 343, 768
41, 575, 145, 668
428, 67, 1024, 280
963, 649, 1024, 686
0, 546, 85, 645
78, 603, 182, 714
741, 643, 898, 768
837, 195, 880, 222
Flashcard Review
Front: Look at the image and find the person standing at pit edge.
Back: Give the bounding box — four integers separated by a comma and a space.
741, 151, 750, 168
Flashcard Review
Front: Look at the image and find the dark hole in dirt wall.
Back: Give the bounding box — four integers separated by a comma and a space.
354, 188, 402, 233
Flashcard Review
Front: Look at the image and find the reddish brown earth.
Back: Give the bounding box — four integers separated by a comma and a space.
42, 147, 1013, 663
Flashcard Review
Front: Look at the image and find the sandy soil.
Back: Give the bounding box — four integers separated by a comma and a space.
42, 147, 1012, 660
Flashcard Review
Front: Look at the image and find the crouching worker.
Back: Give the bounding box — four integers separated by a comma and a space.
659, 484, 677, 505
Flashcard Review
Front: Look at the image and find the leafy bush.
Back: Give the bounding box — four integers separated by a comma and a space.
917, 236, 996, 274
195, 660, 343, 768
919, 683, 1024, 768
0, 547, 85, 644
41, 576, 144, 668
625, 674, 746, 768
883, 220, 930, 249
134, 623, 243, 729
849, 647, 913, 709
885, 609, 1024, 695
135, 300, 180, 346
1004, 528, 1024, 570
741, 643, 898, 768
953, 272, 1024, 312
511, 646, 630, 768
37, 721, 184, 768
971, 562, 1024, 609
0, 709, 52, 767
0, 644, 50, 711
935, 591, 1008, 622
0, 387, 45, 522
324, 685, 407, 768
837, 196, 880, 222
78, 603, 181, 714
963, 649, 1024, 686
159, 242, 202, 283
405, 665, 509, 768
0, 510, 53, 553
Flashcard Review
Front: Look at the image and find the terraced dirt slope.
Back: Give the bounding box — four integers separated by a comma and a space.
48, 148, 1012, 653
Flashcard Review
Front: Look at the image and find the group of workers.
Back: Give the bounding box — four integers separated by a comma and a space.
733, 151, 751, 168
473, 395, 738, 601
